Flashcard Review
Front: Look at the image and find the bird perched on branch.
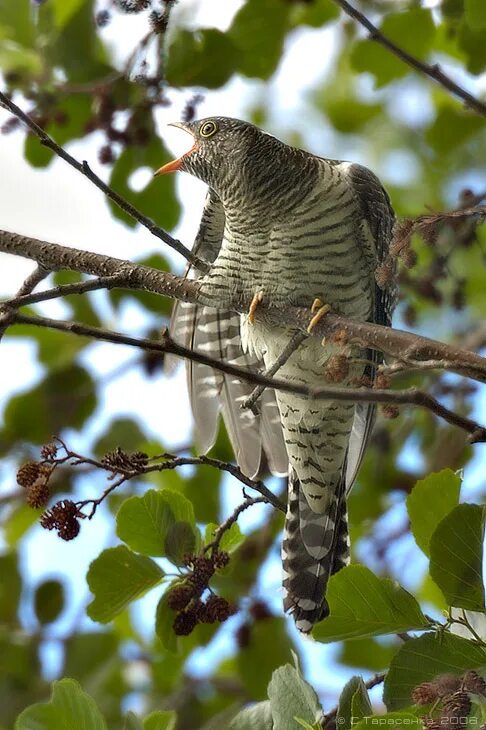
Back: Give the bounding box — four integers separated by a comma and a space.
155, 117, 395, 633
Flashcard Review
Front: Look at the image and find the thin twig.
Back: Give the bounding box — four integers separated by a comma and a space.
0, 91, 208, 271
0, 264, 49, 340
9, 311, 486, 443
241, 330, 308, 412
204, 496, 269, 554
332, 0, 486, 117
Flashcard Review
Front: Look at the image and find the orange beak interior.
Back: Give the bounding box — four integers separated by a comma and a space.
154, 139, 198, 177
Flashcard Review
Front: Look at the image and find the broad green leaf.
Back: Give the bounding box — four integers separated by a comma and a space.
158, 489, 196, 527
429, 503, 485, 611
87, 546, 164, 623
0, 41, 41, 74
109, 136, 180, 229
94, 418, 149, 457
290, 0, 339, 28
268, 664, 322, 729
229, 701, 273, 730
166, 29, 238, 88
164, 521, 197, 566
406, 469, 461, 556
143, 711, 177, 730
337, 676, 365, 730
238, 617, 293, 700
205, 522, 245, 554
465, 0, 486, 29
0, 552, 21, 626
426, 107, 484, 155
313, 566, 430, 643
6, 322, 87, 367
229, 0, 291, 79
350, 9, 435, 87
116, 491, 176, 557
155, 589, 178, 654
384, 632, 486, 710
34, 580, 64, 625
15, 678, 107, 730
458, 21, 486, 74
0, 0, 34, 47
51, 0, 85, 28
351, 678, 373, 723
352, 712, 422, 730
339, 637, 398, 672
2, 364, 96, 445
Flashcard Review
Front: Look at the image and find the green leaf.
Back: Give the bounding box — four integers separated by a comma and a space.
1, 364, 96, 446
87, 546, 164, 623
229, 0, 291, 79
166, 29, 238, 88
458, 21, 486, 75
34, 580, 64, 625
313, 565, 430, 643
52, 271, 101, 327
337, 676, 372, 730
238, 617, 293, 700
155, 589, 178, 654
0, 552, 21, 626
0, 0, 34, 48
0, 41, 41, 74
94, 418, 149, 457
426, 106, 484, 155
268, 664, 322, 729
290, 0, 339, 28
429, 503, 485, 611
164, 521, 197, 566
143, 711, 177, 730
384, 632, 486, 710
109, 136, 180, 229
157, 489, 196, 527
15, 678, 107, 730
339, 637, 397, 672
116, 491, 176, 557
407, 469, 461, 556
350, 9, 435, 87
205, 522, 245, 554
465, 0, 486, 29
51, 0, 85, 28
7, 322, 88, 367
229, 701, 273, 730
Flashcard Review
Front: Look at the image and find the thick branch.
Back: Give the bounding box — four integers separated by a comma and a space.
332, 0, 486, 117
9, 311, 486, 443
2, 229, 486, 386
0, 91, 208, 271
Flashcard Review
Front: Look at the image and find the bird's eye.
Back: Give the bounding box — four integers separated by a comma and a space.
199, 121, 217, 138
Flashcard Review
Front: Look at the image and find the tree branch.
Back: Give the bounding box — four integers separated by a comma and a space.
0, 90, 209, 271
8, 311, 486, 443
331, 0, 486, 117
2, 227, 486, 385
0, 263, 49, 340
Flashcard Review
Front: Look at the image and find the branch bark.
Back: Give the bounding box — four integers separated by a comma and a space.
2, 228, 486, 386
331, 0, 486, 117
9, 311, 486, 443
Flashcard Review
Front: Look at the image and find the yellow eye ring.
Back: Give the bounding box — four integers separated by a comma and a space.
200, 121, 217, 138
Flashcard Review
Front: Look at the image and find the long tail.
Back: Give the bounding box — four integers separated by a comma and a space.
282, 468, 350, 634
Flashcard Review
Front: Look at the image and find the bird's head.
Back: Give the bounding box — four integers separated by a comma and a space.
154, 116, 270, 198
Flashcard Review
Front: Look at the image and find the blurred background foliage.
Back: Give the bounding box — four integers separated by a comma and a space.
0, 0, 485, 728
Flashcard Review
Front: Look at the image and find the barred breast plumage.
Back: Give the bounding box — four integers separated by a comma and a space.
159, 117, 395, 633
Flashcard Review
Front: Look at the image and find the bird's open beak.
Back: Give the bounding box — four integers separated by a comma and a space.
154, 122, 197, 177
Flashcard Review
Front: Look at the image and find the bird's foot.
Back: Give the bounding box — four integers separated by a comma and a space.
248, 290, 264, 325
307, 298, 331, 334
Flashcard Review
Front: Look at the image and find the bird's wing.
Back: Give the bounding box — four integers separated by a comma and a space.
343, 163, 396, 489
168, 189, 287, 478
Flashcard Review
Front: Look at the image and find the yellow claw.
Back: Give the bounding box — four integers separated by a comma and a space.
248, 290, 264, 325
307, 301, 331, 334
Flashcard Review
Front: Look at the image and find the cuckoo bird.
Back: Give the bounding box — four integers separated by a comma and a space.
156, 117, 395, 633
